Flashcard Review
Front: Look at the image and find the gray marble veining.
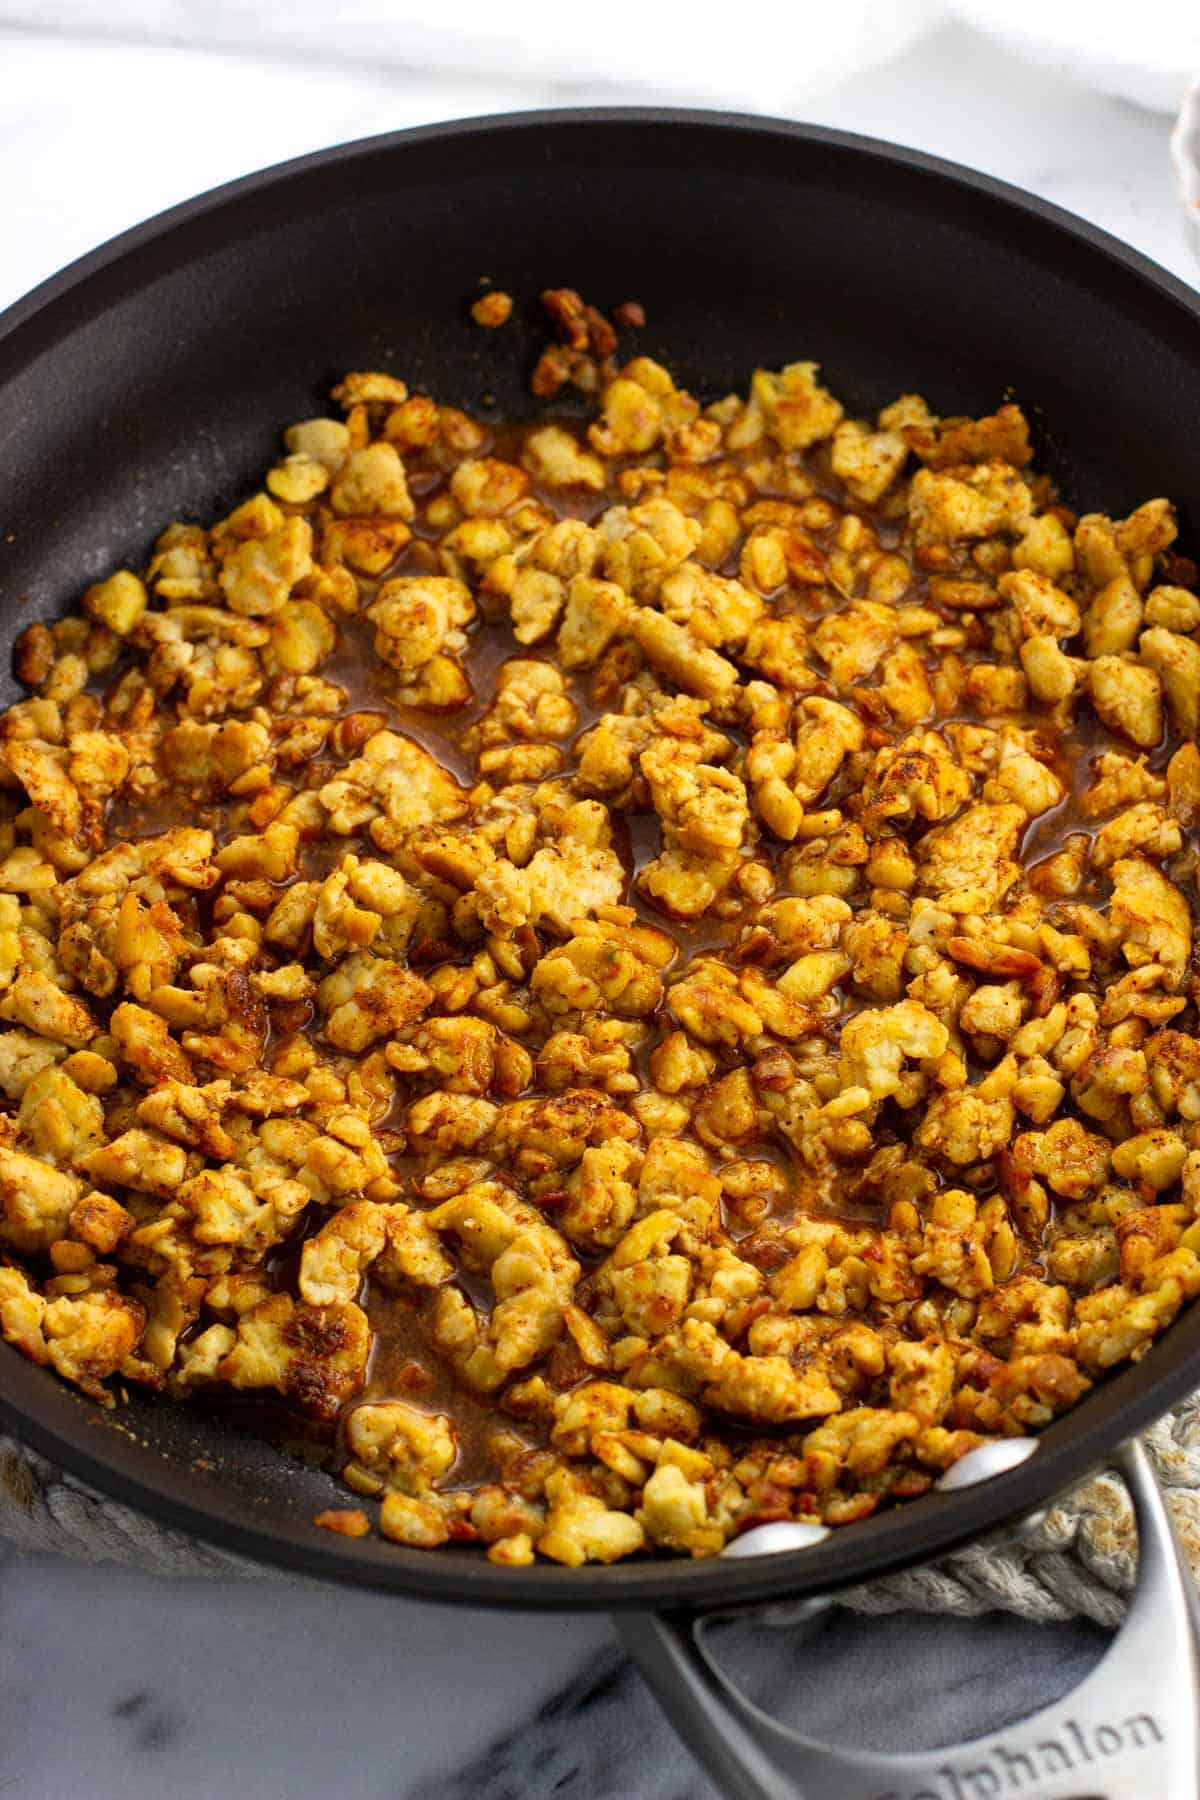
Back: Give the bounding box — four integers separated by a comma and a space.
0, 1549, 1104, 1800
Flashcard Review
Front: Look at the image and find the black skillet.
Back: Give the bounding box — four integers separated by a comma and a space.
2, 109, 1200, 1797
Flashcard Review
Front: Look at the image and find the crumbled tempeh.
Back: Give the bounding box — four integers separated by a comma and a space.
0, 301, 1196, 1568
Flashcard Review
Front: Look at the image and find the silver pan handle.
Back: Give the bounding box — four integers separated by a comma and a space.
614, 1439, 1200, 1800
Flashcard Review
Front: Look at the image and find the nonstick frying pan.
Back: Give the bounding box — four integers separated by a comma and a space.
2, 108, 1200, 1798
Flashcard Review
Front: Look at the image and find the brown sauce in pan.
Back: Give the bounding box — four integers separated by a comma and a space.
219, 431, 1172, 1494
268, 431, 1158, 1491
12, 335, 1197, 1564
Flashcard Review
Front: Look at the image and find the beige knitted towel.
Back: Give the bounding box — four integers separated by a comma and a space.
4, 1400, 1200, 1621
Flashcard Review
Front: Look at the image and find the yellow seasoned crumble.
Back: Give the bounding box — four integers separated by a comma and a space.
1, 288, 1199, 1566
471, 291, 515, 330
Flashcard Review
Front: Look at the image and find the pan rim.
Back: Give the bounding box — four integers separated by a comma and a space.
6, 1317, 1200, 1610
3, 103, 1200, 350
3, 104, 1200, 1610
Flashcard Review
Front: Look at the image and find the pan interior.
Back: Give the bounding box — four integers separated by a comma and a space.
3, 110, 1200, 1607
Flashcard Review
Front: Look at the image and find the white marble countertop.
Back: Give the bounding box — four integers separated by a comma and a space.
0, 15, 1196, 1799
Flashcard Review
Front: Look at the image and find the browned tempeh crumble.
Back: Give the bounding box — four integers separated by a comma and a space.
1, 290, 1199, 1568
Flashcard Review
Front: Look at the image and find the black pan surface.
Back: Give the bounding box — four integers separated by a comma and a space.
2, 108, 1200, 1611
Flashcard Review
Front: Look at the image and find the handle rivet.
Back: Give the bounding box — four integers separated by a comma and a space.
722, 1520, 832, 1559
936, 1436, 1039, 1491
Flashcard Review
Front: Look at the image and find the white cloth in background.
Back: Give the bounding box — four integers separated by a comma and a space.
2, 1, 943, 109
6, 0, 1198, 110
951, 0, 1200, 111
